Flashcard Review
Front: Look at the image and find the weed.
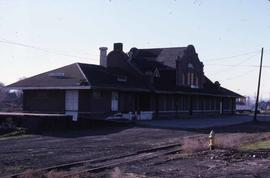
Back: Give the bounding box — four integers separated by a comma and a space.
110, 167, 146, 178
181, 135, 208, 153
240, 140, 270, 150
17, 169, 92, 178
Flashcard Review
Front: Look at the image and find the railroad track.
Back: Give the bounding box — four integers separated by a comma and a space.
5, 143, 181, 178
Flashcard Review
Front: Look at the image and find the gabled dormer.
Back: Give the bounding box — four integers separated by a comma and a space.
176, 45, 204, 88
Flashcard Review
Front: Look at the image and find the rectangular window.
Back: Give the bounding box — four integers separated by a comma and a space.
187, 72, 190, 85
182, 74, 185, 85
191, 73, 194, 85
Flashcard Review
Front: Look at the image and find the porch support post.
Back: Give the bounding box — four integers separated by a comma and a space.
155, 94, 159, 119
231, 97, 235, 114
175, 94, 178, 119
219, 97, 223, 115
189, 95, 193, 116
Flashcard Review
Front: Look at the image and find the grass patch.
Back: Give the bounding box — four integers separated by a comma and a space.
0, 134, 31, 141
3, 165, 26, 173
0, 127, 29, 140
14, 169, 92, 178
240, 140, 270, 151
0, 127, 26, 137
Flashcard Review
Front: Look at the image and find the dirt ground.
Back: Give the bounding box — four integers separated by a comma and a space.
1, 120, 270, 177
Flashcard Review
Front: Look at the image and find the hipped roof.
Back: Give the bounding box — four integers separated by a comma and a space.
7, 62, 241, 97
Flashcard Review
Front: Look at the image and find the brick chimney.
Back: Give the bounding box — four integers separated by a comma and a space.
99, 47, 108, 67
113, 43, 123, 52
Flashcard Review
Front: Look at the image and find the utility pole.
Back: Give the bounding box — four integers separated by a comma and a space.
254, 48, 264, 122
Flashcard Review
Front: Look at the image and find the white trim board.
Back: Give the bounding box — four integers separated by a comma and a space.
76, 63, 91, 85
6, 86, 91, 90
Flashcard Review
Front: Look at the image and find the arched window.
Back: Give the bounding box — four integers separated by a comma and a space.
187, 72, 190, 85
188, 63, 194, 69
196, 76, 199, 87
191, 73, 194, 85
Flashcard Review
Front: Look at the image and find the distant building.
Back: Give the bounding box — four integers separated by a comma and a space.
7, 43, 241, 120
236, 96, 253, 112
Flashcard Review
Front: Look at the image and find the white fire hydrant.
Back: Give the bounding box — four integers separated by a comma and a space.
209, 130, 215, 150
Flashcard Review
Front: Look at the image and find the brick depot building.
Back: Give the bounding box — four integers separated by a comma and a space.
7, 43, 241, 120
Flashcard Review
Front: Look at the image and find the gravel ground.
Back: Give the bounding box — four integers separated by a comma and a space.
1, 118, 270, 177
0, 126, 192, 176
106, 149, 270, 178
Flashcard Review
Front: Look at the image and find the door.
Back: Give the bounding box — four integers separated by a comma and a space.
65, 90, 79, 121
139, 93, 150, 111
111, 92, 119, 111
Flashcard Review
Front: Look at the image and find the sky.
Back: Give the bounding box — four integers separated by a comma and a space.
0, 0, 270, 99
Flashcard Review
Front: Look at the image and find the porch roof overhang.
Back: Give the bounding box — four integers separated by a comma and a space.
154, 90, 241, 98
90, 86, 151, 92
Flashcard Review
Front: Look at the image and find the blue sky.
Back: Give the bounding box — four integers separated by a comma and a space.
0, 0, 270, 99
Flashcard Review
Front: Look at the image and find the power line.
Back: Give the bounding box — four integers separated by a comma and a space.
219, 68, 258, 82
0, 38, 98, 61
206, 53, 259, 76
229, 53, 259, 66
205, 50, 260, 62
206, 64, 270, 68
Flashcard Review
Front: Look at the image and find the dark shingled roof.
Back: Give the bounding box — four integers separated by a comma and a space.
7, 63, 88, 89
7, 63, 150, 92
77, 63, 150, 91
7, 48, 241, 97
152, 69, 241, 97
131, 47, 186, 72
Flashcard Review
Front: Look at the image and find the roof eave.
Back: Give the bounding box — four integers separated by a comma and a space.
5, 86, 91, 90
155, 90, 239, 97
91, 86, 151, 92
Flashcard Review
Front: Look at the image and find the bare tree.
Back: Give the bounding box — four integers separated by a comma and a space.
0, 82, 4, 88
0, 82, 6, 102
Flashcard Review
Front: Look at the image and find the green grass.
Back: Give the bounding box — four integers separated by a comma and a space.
240, 140, 270, 151
0, 128, 30, 140
3, 165, 26, 172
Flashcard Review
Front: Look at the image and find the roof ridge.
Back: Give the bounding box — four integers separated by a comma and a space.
77, 62, 100, 67
137, 47, 187, 50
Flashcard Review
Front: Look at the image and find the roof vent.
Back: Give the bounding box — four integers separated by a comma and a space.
48, 72, 65, 77
117, 75, 127, 82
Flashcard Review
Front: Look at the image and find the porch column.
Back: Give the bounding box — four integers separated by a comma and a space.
174, 94, 178, 119
155, 94, 159, 119
231, 97, 235, 114
189, 95, 193, 116
219, 97, 223, 115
